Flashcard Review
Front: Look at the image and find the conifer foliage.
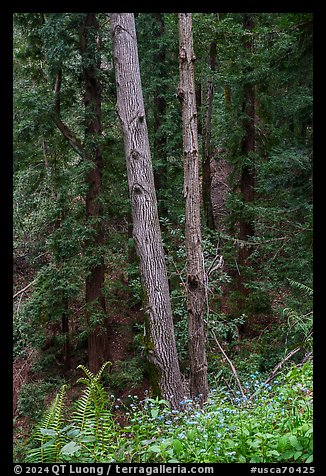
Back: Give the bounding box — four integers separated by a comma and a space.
14, 12, 312, 464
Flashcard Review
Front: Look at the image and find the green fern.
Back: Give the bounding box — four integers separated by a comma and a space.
26, 384, 67, 463
287, 279, 313, 297
26, 362, 115, 463
283, 281, 313, 350
73, 362, 113, 457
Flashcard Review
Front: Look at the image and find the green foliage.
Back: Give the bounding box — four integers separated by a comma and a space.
26, 361, 312, 463
17, 381, 55, 423
118, 361, 312, 463
103, 358, 145, 391
245, 290, 272, 315
26, 362, 119, 463
26, 385, 67, 463
15, 12, 313, 466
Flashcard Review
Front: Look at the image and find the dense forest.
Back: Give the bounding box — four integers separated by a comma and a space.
13, 12, 313, 464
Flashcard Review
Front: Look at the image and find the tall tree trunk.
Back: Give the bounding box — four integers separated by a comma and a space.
202, 40, 217, 230
152, 13, 168, 218
178, 13, 208, 403
111, 13, 185, 409
237, 14, 256, 299
80, 13, 108, 373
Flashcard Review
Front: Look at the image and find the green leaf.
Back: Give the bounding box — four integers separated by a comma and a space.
67, 429, 80, 438
148, 445, 161, 453
305, 455, 313, 463
173, 439, 183, 454
187, 430, 197, 441
250, 455, 263, 463
294, 451, 303, 460
289, 435, 302, 450
79, 435, 96, 443
158, 399, 169, 406
304, 427, 313, 437
150, 409, 159, 419
267, 450, 280, 458
60, 424, 75, 433
141, 438, 156, 445
40, 438, 56, 449
40, 428, 57, 437
60, 441, 82, 456
281, 449, 295, 459
248, 439, 261, 449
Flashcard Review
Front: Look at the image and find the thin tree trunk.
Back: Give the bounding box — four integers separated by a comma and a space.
152, 13, 168, 218
178, 13, 208, 403
80, 13, 108, 373
111, 13, 185, 409
202, 40, 217, 230
62, 297, 70, 373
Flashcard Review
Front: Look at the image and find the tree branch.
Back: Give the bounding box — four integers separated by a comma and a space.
247, 346, 302, 402
54, 69, 84, 158
210, 328, 245, 399
13, 279, 38, 299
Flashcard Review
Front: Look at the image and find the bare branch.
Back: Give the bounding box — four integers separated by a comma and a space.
15, 292, 24, 316
247, 346, 302, 402
208, 255, 224, 275
13, 279, 37, 299
210, 328, 245, 399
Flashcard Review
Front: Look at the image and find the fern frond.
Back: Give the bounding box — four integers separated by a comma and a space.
77, 361, 111, 383
77, 364, 96, 382
287, 279, 313, 297
72, 387, 93, 432
26, 385, 67, 463
26, 363, 114, 463
95, 361, 112, 381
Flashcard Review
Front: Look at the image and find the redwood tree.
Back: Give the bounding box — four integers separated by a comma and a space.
80, 13, 108, 373
110, 12, 185, 409
52, 14, 109, 372
236, 14, 256, 299
178, 13, 208, 403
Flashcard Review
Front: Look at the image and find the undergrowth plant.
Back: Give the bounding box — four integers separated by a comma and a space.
25, 360, 313, 463
26, 362, 119, 463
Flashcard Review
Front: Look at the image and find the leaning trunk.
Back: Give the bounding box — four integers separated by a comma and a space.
111, 13, 185, 409
178, 13, 208, 403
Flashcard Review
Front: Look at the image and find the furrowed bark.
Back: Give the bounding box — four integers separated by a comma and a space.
111, 12, 185, 409
178, 13, 208, 403
80, 13, 108, 373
